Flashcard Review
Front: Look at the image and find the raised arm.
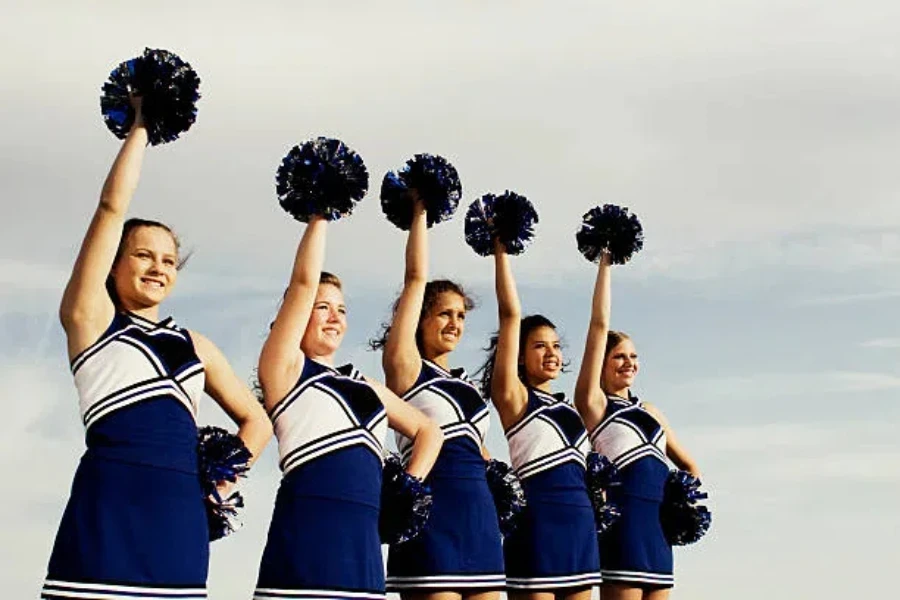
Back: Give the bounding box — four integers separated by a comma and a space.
382, 197, 428, 394
368, 377, 444, 479
490, 240, 528, 429
644, 402, 701, 478
60, 101, 148, 358
574, 252, 612, 431
257, 216, 328, 407
192, 331, 272, 462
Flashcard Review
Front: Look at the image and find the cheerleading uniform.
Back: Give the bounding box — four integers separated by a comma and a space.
503, 387, 601, 591
254, 359, 388, 600
386, 360, 505, 592
590, 393, 673, 588
42, 312, 209, 600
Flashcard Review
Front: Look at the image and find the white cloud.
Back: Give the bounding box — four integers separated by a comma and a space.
861, 337, 900, 348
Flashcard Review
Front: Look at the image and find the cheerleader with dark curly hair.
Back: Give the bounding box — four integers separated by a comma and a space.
479, 237, 601, 600
374, 196, 506, 599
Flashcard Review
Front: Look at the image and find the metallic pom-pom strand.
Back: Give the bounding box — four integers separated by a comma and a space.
464, 191, 539, 256
380, 154, 462, 230
100, 48, 201, 146
197, 426, 251, 498
205, 491, 245, 541
485, 459, 527, 538
575, 204, 644, 265
585, 451, 622, 535
660, 470, 712, 546
379, 454, 434, 545
276, 137, 369, 223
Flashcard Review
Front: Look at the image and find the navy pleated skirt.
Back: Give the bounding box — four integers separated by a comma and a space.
504, 464, 602, 591
42, 452, 209, 600
386, 450, 505, 591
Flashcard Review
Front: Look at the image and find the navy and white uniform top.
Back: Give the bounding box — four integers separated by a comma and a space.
395, 359, 489, 469
506, 387, 591, 480
71, 312, 205, 471
269, 360, 388, 477
589, 393, 667, 473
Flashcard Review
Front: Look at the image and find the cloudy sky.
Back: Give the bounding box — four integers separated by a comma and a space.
3, 1, 899, 598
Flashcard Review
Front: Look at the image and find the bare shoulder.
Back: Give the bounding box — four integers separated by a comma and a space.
186, 330, 222, 365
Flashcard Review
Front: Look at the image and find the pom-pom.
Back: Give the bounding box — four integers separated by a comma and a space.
576, 204, 644, 265
380, 154, 462, 230
275, 137, 368, 223
660, 470, 712, 546
205, 491, 245, 541
197, 426, 252, 497
585, 452, 622, 534
464, 191, 538, 256
100, 48, 201, 146
485, 459, 527, 538
379, 454, 433, 545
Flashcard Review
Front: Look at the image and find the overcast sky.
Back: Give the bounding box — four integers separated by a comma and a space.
2, 2, 899, 599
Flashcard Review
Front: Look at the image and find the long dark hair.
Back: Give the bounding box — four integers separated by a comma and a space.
476, 313, 569, 399
369, 279, 475, 352
105, 218, 189, 308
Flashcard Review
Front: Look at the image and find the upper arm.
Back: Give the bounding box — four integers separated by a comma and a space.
644, 402, 700, 476
382, 277, 426, 394
257, 282, 311, 406
490, 314, 528, 428
193, 331, 267, 422
574, 260, 611, 432
367, 376, 433, 440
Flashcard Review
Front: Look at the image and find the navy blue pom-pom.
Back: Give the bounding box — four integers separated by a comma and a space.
197, 426, 251, 498
276, 137, 369, 223
576, 204, 644, 265
485, 459, 527, 538
464, 191, 538, 256
100, 48, 201, 146
379, 454, 433, 545
205, 491, 245, 541
380, 154, 462, 230
660, 470, 712, 546
585, 452, 622, 534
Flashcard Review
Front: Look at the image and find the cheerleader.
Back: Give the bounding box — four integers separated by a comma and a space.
253, 215, 444, 600
376, 197, 505, 597
574, 252, 701, 599
481, 238, 601, 600
43, 99, 272, 600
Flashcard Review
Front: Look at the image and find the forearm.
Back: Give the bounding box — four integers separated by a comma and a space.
494, 246, 521, 320
404, 422, 444, 480
404, 202, 428, 283
99, 117, 148, 213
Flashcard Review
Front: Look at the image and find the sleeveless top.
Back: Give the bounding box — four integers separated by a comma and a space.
590, 392, 669, 499
269, 359, 388, 501
506, 387, 591, 482
71, 312, 206, 473
395, 359, 490, 478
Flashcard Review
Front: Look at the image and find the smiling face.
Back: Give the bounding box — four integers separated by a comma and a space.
602, 338, 639, 395
419, 291, 467, 358
300, 282, 347, 358
109, 225, 179, 310
520, 325, 563, 386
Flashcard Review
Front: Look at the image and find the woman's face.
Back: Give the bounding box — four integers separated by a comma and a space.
418, 291, 467, 357
110, 226, 179, 309
520, 325, 563, 385
602, 339, 639, 393
300, 283, 347, 357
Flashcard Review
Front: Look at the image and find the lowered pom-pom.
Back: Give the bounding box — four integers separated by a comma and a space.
585, 452, 622, 535
576, 204, 644, 265
379, 454, 433, 545
464, 191, 538, 256
205, 491, 244, 541
485, 459, 527, 538
197, 426, 251, 497
276, 137, 368, 223
660, 470, 712, 546
380, 154, 462, 230
100, 48, 201, 146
